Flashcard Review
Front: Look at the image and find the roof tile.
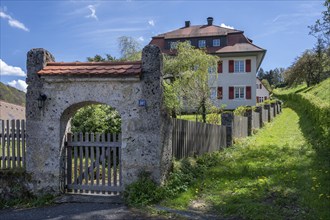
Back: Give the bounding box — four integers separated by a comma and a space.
38, 61, 142, 77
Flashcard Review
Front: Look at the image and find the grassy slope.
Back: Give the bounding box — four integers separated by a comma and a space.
162, 108, 330, 219
274, 78, 330, 105
0, 82, 26, 106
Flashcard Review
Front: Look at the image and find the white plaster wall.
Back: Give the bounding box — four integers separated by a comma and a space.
209, 56, 257, 109
256, 78, 270, 99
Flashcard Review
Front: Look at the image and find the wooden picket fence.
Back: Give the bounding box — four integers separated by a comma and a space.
64, 132, 122, 194
172, 118, 226, 159
0, 119, 26, 169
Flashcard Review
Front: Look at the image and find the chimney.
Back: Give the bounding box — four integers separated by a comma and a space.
185, 21, 190, 28
207, 17, 213, 26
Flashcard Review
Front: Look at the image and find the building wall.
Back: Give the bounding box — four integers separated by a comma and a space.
256, 78, 270, 103
210, 56, 257, 109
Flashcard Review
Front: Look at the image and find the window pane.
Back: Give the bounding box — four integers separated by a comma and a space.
213, 39, 220, 46
234, 60, 245, 72
199, 40, 206, 48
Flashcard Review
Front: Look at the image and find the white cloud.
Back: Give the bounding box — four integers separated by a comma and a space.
148, 19, 155, 26
8, 80, 27, 93
86, 5, 98, 20
0, 59, 26, 77
0, 10, 29, 31
138, 36, 144, 42
220, 23, 234, 29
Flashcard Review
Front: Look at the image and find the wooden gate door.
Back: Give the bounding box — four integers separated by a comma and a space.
64, 132, 122, 194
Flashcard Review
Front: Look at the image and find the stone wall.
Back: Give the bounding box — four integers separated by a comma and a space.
25, 45, 172, 195
0, 170, 32, 201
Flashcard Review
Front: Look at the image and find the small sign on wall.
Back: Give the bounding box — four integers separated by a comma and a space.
138, 99, 146, 107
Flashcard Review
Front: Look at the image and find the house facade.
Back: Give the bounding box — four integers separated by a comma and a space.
256, 78, 271, 103
150, 17, 266, 109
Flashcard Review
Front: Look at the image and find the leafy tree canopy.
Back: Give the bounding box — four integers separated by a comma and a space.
163, 41, 219, 122
71, 104, 121, 134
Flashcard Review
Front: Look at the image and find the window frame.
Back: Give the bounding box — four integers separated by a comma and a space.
234, 86, 245, 99
234, 60, 245, 73
213, 39, 220, 47
198, 40, 206, 48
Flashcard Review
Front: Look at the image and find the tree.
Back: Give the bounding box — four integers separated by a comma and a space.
261, 79, 272, 92
87, 36, 142, 62
87, 54, 117, 62
257, 67, 285, 87
257, 68, 266, 79
118, 36, 142, 61
71, 104, 121, 134
284, 50, 320, 87
163, 42, 219, 122
308, 0, 330, 47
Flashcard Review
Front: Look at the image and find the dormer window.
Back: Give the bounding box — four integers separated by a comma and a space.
198, 40, 206, 48
213, 39, 220, 47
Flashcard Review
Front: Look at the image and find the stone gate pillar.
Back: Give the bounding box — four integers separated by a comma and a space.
243, 108, 252, 136
121, 45, 172, 186
26, 49, 56, 194
221, 112, 234, 147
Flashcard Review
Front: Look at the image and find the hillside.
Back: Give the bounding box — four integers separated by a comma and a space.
274, 78, 330, 105
0, 82, 26, 106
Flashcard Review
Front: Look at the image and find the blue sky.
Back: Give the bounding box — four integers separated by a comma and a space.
0, 0, 324, 92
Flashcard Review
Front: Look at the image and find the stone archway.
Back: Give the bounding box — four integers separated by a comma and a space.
25, 45, 172, 194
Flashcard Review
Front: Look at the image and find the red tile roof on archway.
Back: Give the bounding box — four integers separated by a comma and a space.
37, 61, 141, 77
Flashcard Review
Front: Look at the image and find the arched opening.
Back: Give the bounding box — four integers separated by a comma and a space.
59, 101, 122, 195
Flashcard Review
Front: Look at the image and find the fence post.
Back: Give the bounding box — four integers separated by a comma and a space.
221, 112, 234, 147
271, 103, 276, 117
244, 107, 253, 136
278, 100, 282, 113
255, 106, 263, 128
264, 104, 271, 122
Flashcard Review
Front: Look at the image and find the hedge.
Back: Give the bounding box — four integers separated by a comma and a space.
275, 91, 330, 138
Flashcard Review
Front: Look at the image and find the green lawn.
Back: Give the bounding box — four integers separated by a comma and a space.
162, 107, 330, 219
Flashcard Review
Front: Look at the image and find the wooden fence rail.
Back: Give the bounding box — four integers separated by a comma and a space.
0, 119, 26, 169
172, 118, 226, 159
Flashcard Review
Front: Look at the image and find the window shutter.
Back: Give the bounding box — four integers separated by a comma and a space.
217, 87, 223, 99
229, 87, 234, 99
256, 96, 259, 103
246, 59, 251, 72
229, 60, 234, 73
246, 86, 251, 99
217, 61, 223, 73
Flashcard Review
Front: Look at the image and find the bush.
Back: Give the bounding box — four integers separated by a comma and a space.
123, 171, 162, 207
233, 106, 256, 116
123, 153, 220, 207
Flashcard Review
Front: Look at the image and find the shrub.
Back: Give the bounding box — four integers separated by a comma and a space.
123, 153, 220, 207
123, 171, 162, 207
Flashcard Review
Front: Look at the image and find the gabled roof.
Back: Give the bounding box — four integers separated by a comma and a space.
37, 61, 141, 77
212, 43, 265, 54
154, 25, 242, 39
